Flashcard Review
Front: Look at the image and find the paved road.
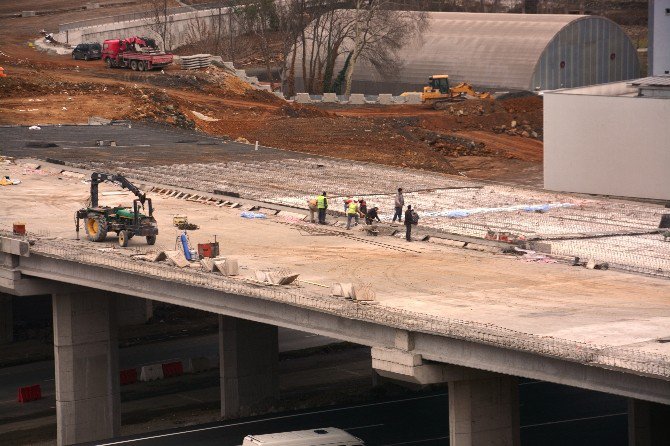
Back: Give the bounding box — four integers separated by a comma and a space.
0, 328, 337, 423
85, 381, 628, 446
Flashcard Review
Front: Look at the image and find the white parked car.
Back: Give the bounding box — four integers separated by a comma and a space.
242, 427, 365, 446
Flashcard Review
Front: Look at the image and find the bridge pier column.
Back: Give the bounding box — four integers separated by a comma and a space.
116, 294, 153, 326
219, 315, 278, 418
53, 290, 119, 446
0, 293, 13, 344
449, 375, 520, 446
628, 399, 670, 446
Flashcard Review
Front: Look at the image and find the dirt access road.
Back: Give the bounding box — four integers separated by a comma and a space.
0, 0, 543, 184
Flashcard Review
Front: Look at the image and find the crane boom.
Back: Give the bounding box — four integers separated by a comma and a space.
89, 172, 146, 207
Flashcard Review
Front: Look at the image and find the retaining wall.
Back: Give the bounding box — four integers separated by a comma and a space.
55, 6, 229, 49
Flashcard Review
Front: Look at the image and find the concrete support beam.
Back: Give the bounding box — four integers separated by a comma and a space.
219, 315, 278, 418
53, 290, 119, 446
372, 347, 489, 385
116, 294, 153, 325
628, 399, 670, 446
449, 375, 520, 446
0, 293, 12, 344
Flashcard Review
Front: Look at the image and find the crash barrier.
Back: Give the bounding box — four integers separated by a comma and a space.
17, 384, 42, 403
292, 92, 422, 105
161, 361, 184, 378
120, 368, 138, 386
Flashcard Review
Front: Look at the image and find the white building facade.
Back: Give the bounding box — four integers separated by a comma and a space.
544, 77, 670, 200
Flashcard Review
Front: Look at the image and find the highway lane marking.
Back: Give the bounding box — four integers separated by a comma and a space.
344, 423, 384, 431
95, 393, 448, 445
178, 394, 205, 403
521, 412, 627, 428
382, 436, 450, 445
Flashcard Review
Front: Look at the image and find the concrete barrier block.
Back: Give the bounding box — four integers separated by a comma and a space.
405, 93, 423, 104
165, 250, 189, 268
139, 364, 164, 381
331, 282, 355, 298
295, 93, 311, 104
274, 91, 285, 100
200, 257, 215, 272
349, 94, 365, 105
353, 284, 375, 301
255, 270, 299, 285
322, 93, 337, 103
393, 96, 407, 104
22, 11, 36, 17
378, 94, 392, 105
215, 258, 239, 276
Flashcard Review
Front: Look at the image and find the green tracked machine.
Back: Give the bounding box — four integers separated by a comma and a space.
75, 172, 158, 247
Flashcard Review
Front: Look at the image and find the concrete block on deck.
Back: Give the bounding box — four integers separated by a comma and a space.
349, 94, 365, 105
165, 250, 189, 268
331, 282, 354, 298
215, 258, 239, 276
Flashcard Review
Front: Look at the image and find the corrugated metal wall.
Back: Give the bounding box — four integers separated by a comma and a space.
530, 17, 640, 90
292, 12, 640, 94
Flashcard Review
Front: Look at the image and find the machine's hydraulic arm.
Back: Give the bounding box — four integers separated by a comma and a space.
89, 172, 146, 207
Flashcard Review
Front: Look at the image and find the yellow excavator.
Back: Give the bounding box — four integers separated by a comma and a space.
403, 75, 491, 110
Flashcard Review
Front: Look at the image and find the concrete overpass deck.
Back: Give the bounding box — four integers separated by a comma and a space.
1, 162, 669, 406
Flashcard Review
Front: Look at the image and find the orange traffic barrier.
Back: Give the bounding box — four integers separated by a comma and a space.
120, 368, 138, 386
17, 384, 42, 403
161, 361, 184, 378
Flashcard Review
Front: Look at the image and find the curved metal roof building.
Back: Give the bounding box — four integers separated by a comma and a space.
294, 12, 640, 94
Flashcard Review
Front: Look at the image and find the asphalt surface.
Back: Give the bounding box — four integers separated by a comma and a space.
83, 381, 628, 446
0, 123, 307, 165
0, 329, 337, 424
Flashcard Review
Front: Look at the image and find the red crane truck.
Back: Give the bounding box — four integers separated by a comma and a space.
102, 36, 173, 71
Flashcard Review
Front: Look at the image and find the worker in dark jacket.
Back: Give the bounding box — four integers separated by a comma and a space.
405, 205, 414, 241
365, 206, 381, 225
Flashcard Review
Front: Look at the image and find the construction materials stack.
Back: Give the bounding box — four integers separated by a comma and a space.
180, 54, 212, 70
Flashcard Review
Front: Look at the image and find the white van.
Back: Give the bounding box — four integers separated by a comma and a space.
242, 427, 365, 446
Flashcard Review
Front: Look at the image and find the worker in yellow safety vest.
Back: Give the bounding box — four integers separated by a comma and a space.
346, 199, 359, 230
317, 192, 328, 224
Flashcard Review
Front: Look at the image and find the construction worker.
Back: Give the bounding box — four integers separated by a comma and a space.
393, 188, 404, 223
317, 192, 328, 224
0, 67, 6, 78
343, 196, 353, 213
346, 199, 359, 229
365, 206, 381, 225
358, 199, 367, 217
307, 197, 318, 223
404, 205, 414, 241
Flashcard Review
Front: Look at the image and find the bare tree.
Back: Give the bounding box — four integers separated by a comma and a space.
147, 0, 173, 51
342, 4, 428, 95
